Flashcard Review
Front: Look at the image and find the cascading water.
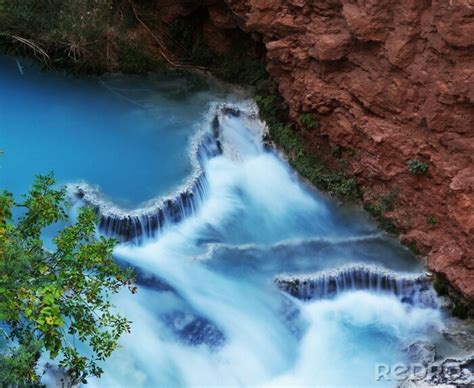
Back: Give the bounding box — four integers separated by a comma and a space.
68, 105, 231, 243
1, 56, 453, 387
83, 103, 444, 387
274, 264, 437, 307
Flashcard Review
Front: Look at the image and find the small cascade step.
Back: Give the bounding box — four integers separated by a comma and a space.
70, 103, 262, 243
73, 137, 215, 243
275, 264, 437, 308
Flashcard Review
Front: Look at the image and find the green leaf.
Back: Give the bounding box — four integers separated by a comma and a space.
0, 173, 135, 384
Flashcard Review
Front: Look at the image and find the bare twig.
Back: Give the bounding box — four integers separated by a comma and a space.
0, 33, 50, 64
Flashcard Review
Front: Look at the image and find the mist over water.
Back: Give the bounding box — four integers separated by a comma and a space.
0, 57, 444, 387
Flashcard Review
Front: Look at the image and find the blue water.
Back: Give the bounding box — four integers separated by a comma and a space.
0, 56, 224, 208
1, 56, 446, 387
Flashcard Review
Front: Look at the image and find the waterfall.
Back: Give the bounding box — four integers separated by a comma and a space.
4, 57, 450, 387
71, 164, 212, 243
68, 102, 266, 243
274, 264, 437, 308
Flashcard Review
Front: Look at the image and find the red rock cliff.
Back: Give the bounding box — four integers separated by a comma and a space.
159, 0, 474, 301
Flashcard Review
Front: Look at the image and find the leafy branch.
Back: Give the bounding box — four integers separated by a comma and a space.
0, 174, 135, 385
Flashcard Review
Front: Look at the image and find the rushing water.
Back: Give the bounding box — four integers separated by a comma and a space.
1, 57, 447, 387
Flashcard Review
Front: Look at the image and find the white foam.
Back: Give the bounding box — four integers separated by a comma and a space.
79, 97, 443, 387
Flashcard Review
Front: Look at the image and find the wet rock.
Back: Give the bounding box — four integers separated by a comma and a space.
405, 340, 436, 366
262, 132, 273, 150
222, 105, 241, 117
401, 355, 474, 387
442, 320, 474, 353
212, 114, 219, 136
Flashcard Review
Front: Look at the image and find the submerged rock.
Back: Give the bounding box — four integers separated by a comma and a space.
162, 311, 225, 349
133, 269, 176, 293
